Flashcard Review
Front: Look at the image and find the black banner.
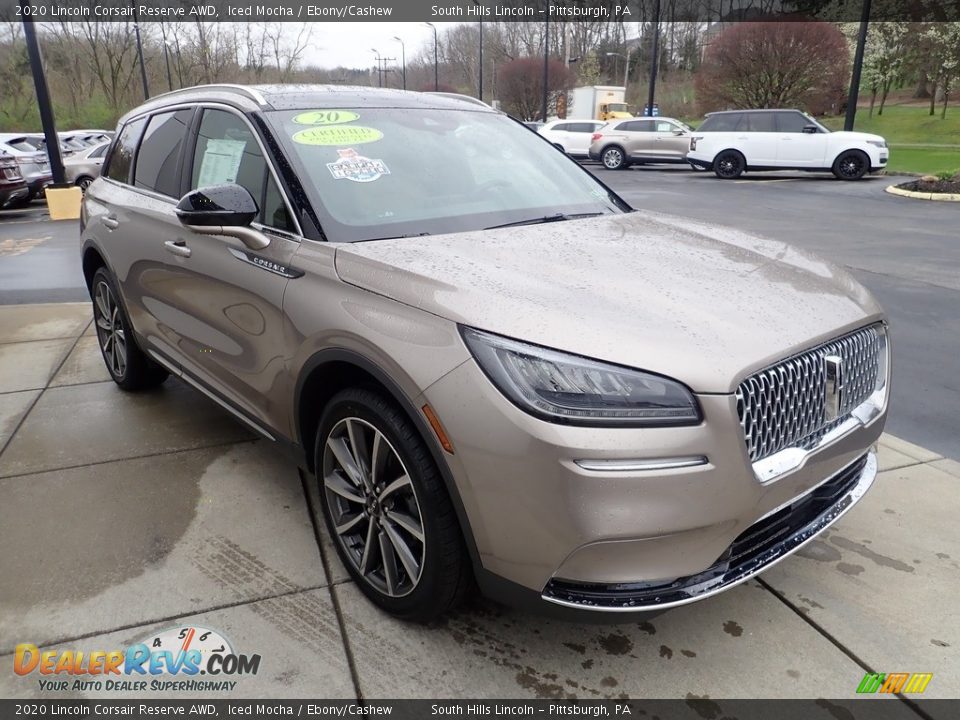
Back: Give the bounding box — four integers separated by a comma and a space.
1, 0, 958, 23
0, 699, 956, 720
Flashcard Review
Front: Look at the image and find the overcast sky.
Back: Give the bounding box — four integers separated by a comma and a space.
297, 22, 461, 70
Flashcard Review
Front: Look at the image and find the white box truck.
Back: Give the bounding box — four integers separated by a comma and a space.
568, 86, 633, 121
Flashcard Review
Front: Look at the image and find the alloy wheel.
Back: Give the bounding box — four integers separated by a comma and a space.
838, 155, 864, 179
322, 417, 425, 597
78, 177, 92, 191
93, 280, 127, 379
602, 148, 623, 169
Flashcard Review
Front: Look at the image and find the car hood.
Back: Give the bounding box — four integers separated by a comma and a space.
830, 130, 886, 144
334, 212, 883, 393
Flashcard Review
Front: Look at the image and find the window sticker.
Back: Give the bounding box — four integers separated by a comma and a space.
293, 110, 360, 125
292, 126, 383, 146
326, 148, 390, 183
197, 138, 246, 186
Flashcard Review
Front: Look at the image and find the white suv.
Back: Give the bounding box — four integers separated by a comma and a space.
537, 120, 606, 157
687, 109, 888, 180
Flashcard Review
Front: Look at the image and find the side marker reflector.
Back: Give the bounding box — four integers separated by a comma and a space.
422, 404, 454, 454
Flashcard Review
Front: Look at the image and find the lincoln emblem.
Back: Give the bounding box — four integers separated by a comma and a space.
824, 355, 844, 422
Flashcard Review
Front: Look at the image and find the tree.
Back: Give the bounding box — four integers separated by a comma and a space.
694, 21, 850, 115
842, 21, 908, 116
497, 57, 574, 121
923, 23, 960, 118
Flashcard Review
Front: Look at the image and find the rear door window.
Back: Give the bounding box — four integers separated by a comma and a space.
738, 113, 776, 132
697, 114, 739, 132
776, 112, 811, 133
134, 109, 193, 197
104, 117, 146, 184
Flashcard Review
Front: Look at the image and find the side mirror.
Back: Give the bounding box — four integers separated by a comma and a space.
802, 124, 819, 134
176, 183, 257, 227
175, 184, 269, 250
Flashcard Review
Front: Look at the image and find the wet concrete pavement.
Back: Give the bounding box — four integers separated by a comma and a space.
0, 303, 956, 707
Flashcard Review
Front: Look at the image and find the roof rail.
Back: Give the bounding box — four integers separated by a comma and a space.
148, 84, 268, 107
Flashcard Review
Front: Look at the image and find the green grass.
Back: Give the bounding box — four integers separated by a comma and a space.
819, 105, 960, 145
884, 147, 960, 176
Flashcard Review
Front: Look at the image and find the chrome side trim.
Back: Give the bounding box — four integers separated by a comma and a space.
147, 350, 276, 441
574, 456, 708, 472
542, 451, 876, 613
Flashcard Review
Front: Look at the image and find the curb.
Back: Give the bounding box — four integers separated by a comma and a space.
885, 184, 960, 202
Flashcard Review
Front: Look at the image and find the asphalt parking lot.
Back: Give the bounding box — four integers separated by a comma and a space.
0, 171, 957, 708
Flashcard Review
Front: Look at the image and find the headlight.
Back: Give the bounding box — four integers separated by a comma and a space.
867, 140, 887, 149
461, 327, 701, 427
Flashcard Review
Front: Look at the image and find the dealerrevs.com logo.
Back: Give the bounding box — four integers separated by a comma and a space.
14, 625, 260, 693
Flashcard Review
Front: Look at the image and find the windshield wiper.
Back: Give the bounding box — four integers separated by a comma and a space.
484, 212, 606, 230
357, 232, 431, 243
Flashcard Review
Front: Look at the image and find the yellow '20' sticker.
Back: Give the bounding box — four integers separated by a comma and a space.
292, 126, 383, 146
292, 110, 360, 125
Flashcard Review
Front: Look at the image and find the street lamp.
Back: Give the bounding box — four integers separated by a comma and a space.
371, 49, 383, 87
424, 22, 438, 91
393, 36, 406, 90
472, 1, 483, 101
605, 50, 631, 89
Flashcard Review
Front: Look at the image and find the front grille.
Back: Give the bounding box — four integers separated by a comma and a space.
544, 453, 870, 610
736, 325, 882, 463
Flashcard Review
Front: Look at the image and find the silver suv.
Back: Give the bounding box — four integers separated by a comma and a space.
82, 85, 889, 620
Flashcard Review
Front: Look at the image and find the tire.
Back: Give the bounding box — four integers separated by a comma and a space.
832, 150, 869, 180
315, 387, 471, 621
91, 267, 168, 391
601, 145, 628, 170
713, 150, 745, 179
76, 176, 94, 191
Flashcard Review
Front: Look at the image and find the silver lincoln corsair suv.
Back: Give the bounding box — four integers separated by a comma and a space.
81, 85, 890, 620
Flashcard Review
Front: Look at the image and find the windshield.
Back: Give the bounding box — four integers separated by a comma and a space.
265, 107, 625, 242
606, 103, 628, 113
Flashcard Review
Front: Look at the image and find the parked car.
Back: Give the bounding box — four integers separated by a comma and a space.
686, 109, 889, 180
0, 134, 52, 202
0, 152, 30, 209
82, 84, 889, 621
23, 133, 76, 159
588, 117, 693, 169
537, 119, 606, 157
522, 121, 544, 132
64, 140, 110, 190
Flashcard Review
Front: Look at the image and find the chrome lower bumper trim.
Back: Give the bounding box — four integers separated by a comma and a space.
542, 451, 876, 613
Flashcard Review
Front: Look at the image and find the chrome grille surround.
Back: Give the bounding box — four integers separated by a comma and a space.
736, 324, 886, 468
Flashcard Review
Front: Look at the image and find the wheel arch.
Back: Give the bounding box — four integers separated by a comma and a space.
293, 347, 482, 567
81, 242, 109, 295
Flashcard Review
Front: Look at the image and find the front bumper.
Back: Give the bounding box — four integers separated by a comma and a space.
543, 452, 874, 611
423, 357, 886, 614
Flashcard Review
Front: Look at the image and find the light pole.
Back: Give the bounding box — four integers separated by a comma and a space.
541, 17, 549, 122
646, 0, 661, 118
393, 36, 406, 90
424, 22, 438, 91
845, 0, 872, 131
130, 0, 149, 100
371, 49, 382, 87
605, 50, 632, 89
472, 1, 484, 101
19, 2, 65, 187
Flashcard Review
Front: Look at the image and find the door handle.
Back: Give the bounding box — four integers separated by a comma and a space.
164, 240, 192, 258
101, 216, 119, 230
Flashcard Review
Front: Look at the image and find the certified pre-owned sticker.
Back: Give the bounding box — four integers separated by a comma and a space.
292, 110, 360, 125
292, 125, 382, 146
326, 148, 390, 183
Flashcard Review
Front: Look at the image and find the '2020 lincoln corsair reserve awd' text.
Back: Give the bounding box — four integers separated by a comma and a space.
81, 85, 889, 620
